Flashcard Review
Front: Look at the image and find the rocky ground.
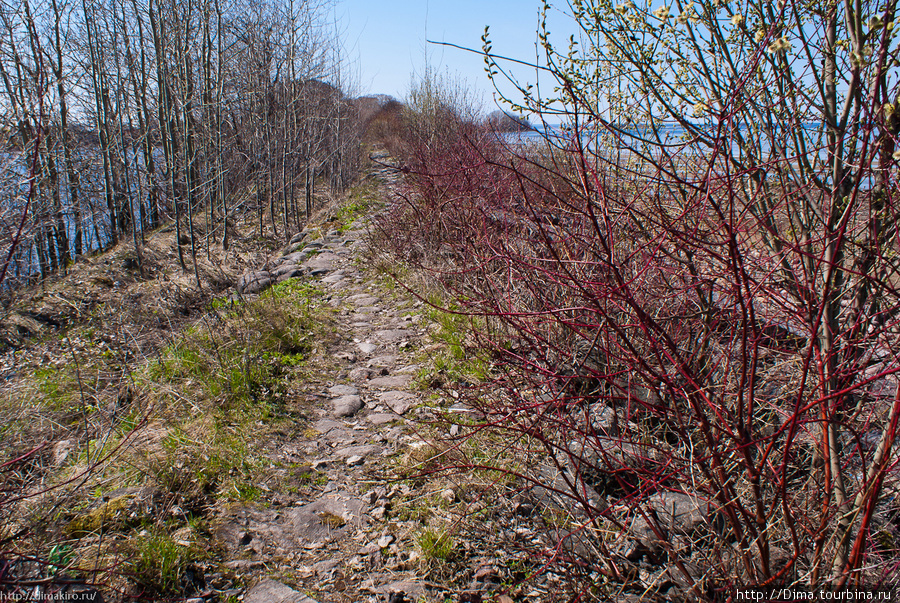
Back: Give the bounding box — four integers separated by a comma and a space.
208, 157, 537, 603
0, 155, 548, 603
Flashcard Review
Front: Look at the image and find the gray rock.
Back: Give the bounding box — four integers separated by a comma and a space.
243, 579, 319, 603
377, 391, 417, 415
276, 269, 304, 283
334, 444, 383, 460
366, 413, 397, 426
269, 260, 299, 276
333, 395, 363, 417
374, 329, 412, 343
357, 342, 378, 355
335, 351, 356, 362
372, 581, 426, 598
348, 367, 374, 382
631, 491, 711, 554
303, 252, 341, 272
368, 375, 413, 389
272, 262, 300, 276
367, 355, 398, 368
238, 270, 273, 295
348, 294, 380, 306
280, 250, 310, 264
328, 384, 359, 397
289, 231, 309, 245
312, 559, 341, 578
52, 439, 75, 466
649, 491, 709, 535
311, 419, 344, 434
322, 429, 354, 445
585, 403, 626, 436
224, 559, 264, 570
217, 491, 367, 554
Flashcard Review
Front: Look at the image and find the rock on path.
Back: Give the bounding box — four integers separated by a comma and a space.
244, 579, 320, 603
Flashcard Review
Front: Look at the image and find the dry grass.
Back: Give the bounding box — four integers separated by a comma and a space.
0, 204, 344, 598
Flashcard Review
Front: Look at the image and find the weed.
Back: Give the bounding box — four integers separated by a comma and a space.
147, 295, 316, 410
154, 423, 261, 499
416, 527, 455, 561
288, 464, 317, 484
227, 482, 263, 503
33, 366, 79, 411
129, 527, 203, 595
47, 543, 73, 576
266, 279, 324, 304
332, 185, 379, 232
208, 296, 229, 311
414, 303, 491, 388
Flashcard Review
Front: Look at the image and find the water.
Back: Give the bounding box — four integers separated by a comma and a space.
0, 145, 162, 287
500, 121, 876, 188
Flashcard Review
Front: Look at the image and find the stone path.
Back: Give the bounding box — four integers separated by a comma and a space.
215, 171, 448, 603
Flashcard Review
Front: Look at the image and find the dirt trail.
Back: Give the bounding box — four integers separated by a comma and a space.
211, 155, 470, 603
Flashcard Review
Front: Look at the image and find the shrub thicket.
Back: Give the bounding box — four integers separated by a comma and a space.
378, 0, 900, 598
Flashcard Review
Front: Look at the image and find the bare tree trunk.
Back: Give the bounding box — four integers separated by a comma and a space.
50, 0, 82, 259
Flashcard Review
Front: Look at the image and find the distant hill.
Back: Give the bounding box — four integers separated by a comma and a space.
354, 94, 398, 125
354, 95, 404, 143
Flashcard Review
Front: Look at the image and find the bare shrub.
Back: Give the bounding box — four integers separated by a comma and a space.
380, 0, 900, 597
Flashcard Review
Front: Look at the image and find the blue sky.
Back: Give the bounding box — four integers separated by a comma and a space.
338, 0, 554, 111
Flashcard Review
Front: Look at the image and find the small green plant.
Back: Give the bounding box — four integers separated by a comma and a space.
228, 481, 263, 503
333, 185, 378, 232
415, 303, 490, 388
130, 527, 202, 595
147, 296, 315, 410
416, 527, 455, 562
267, 279, 324, 302
33, 366, 77, 410
155, 425, 261, 500
47, 544, 73, 576
334, 201, 366, 231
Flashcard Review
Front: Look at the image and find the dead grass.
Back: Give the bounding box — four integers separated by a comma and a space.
0, 203, 350, 598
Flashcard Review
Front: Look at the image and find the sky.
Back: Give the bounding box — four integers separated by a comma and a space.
337, 0, 557, 112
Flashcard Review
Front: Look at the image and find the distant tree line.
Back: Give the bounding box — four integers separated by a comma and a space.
0, 0, 359, 289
